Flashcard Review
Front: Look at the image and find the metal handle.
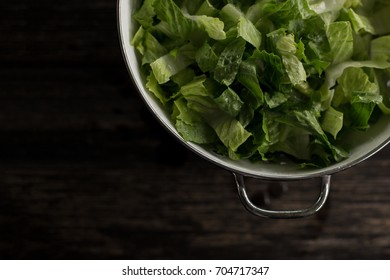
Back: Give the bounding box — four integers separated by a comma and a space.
233, 173, 331, 219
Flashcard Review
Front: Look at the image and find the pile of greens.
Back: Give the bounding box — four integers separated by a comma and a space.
131, 0, 390, 167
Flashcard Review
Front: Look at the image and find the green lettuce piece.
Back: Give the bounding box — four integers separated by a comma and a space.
150, 45, 195, 84
196, 0, 218, 16
246, 2, 264, 24
185, 97, 251, 154
309, 59, 331, 76
261, 0, 300, 25
220, 3, 243, 29
180, 75, 210, 98
274, 107, 347, 164
250, 49, 285, 90
214, 87, 244, 117
142, 32, 168, 65
214, 38, 246, 86
333, 67, 381, 106
180, 76, 251, 152
236, 60, 265, 128
131, 27, 146, 55
321, 106, 344, 139
181, 0, 204, 15
195, 42, 218, 73
180, 77, 221, 121
153, 0, 194, 39
326, 21, 354, 64
257, 109, 312, 162
308, 0, 347, 15
325, 60, 390, 90
333, 67, 382, 129
154, 0, 226, 41
348, 8, 375, 35
344, 0, 361, 8
237, 61, 264, 108
173, 98, 217, 144
131, 27, 168, 65
133, 0, 156, 29
273, 124, 311, 160
171, 68, 195, 87
346, 102, 377, 130
153, 21, 176, 39
146, 72, 169, 105
376, 68, 390, 114
291, 110, 349, 162
220, 4, 262, 48
257, 110, 281, 160
209, 114, 252, 153
292, 110, 326, 139
265, 91, 289, 109
296, 0, 317, 19
272, 34, 309, 88
238, 16, 262, 49
237, 94, 256, 128
276, 34, 297, 55
282, 54, 307, 86
370, 35, 390, 61
188, 15, 226, 40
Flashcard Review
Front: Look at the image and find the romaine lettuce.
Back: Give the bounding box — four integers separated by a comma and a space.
132, 0, 390, 167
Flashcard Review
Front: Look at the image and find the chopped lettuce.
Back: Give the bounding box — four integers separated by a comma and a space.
326, 21, 354, 64
213, 38, 247, 86
150, 50, 194, 84
132, 0, 390, 167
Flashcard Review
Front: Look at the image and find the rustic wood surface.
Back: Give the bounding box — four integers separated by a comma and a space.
1, 0, 390, 260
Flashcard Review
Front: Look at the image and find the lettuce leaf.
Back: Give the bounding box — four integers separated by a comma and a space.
150, 50, 194, 84
173, 98, 218, 144
153, 0, 194, 40
188, 15, 227, 40
195, 42, 218, 73
220, 4, 262, 48
321, 106, 344, 138
213, 38, 246, 86
214, 87, 244, 117
348, 8, 375, 35
326, 21, 354, 64
133, 0, 156, 29
180, 76, 251, 152
237, 61, 264, 108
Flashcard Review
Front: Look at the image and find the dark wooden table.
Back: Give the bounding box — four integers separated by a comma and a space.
1, 0, 390, 260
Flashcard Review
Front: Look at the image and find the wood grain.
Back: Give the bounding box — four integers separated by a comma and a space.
1, 0, 390, 260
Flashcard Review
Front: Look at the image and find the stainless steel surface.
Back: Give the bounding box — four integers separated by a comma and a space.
234, 174, 331, 219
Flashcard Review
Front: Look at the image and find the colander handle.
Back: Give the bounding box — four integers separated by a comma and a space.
233, 173, 331, 219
